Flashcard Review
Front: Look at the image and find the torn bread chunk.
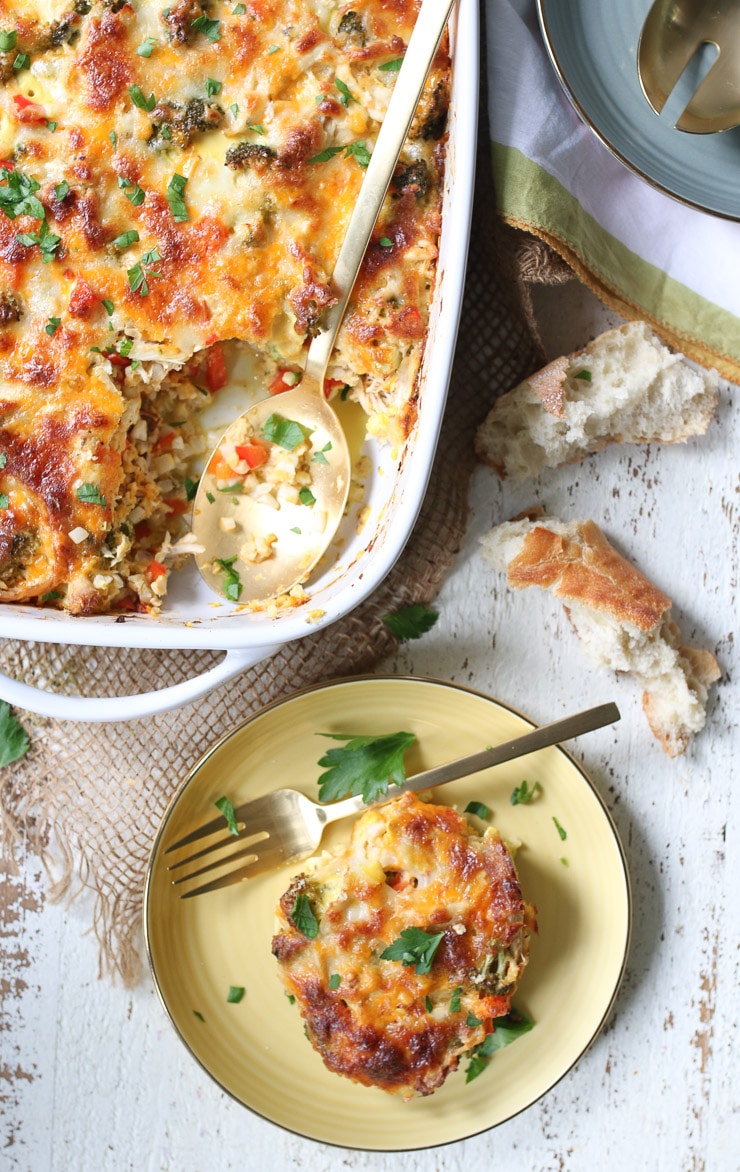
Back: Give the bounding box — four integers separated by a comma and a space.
475, 322, 718, 480
480, 510, 720, 756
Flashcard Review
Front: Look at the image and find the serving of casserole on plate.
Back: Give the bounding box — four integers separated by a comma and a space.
144, 677, 631, 1150
0, 0, 477, 717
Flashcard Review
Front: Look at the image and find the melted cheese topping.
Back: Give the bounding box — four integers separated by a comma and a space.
0, 0, 448, 611
272, 793, 535, 1099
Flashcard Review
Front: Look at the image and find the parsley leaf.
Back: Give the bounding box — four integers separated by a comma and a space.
379, 57, 404, 71
259, 413, 312, 451
0, 30, 18, 52
574, 369, 592, 381
54, 180, 69, 201
16, 218, 61, 263
465, 1011, 534, 1082
45, 316, 61, 336
335, 78, 354, 106
227, 985, 245, 1003
137, 36, 157, 57
553, 816, 567, 841
185, 475, 200, 501
0, 701, 30, 769
214, 795, 240, 835
205, 77, 222, 97
449, 986, 463, 1013
345, 140, 371, 168
290, 892, 319, 938
214, 556, 242, 601
298, 486, 315, 507
76, 482, 106, 507
510, 779, 541, 806
0, 493, 8, 509
129, 84, 156, 112
127, 246, 162, 297
112, 229, 139, 249
166, 173, 188, 222
328, 973, 340, 990
191, 14, 222, 41
316, 730, 416, 803
464, 800, 490, 819
382, 603, 438, 641
380, 927, 444, 975
0, 167, 45, 221
118, 174, 145, 206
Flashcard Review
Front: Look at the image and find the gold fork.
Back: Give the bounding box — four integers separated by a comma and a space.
165, 702, 620, 898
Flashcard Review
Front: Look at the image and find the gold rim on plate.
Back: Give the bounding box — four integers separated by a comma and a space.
144, 676, 631, 1151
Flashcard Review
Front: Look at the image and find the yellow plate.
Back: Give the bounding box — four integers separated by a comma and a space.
144, 677, 631, 1150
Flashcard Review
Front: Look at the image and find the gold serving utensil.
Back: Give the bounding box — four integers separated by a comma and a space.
165, 701, 621, 898
637, 0, 740, 133
193, 0, 457, 603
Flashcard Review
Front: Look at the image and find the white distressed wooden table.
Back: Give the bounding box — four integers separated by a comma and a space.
2, 282, 738, 1171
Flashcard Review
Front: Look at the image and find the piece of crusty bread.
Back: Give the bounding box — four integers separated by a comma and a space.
480, 509, 720, 756
475, 321, 718, 479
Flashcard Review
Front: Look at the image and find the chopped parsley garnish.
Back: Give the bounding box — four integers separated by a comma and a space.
214, 555, 242, 601
193, 1010, 205, 1022
205, 77, 222, 97
259, 412, 312, 451
13, 52, 30, 72
335, 78, 354, 106
574, 369, 592, 381
379, 236, 393, 247
298, 486, 315, 507
380, 927, 444, 975
112, 229, 139, 249
40, 590, 63, 602
191, 14, 222, 41
464, 801, 490, 820
47, 120, 58, 133
109, 130, 117, 149
137, 36, 157, 57
184, 476, 200, 501
127, 246, 162, 297
290, 526, 301, 534
553, 816, 567, 841
382, 603, 438, 641
328, 973, 340, 990
449, 986, 463, 1013
425, 995, 433, 1012
233, 2, 247, 11
285, 992, 296, 1004
45, 316, 61, 336
227, 985, 245, 1003
206, 490, 215, 503
379, 57, 404, 71
308, 140, 371, 167
0, 453, 6, 468
118, 336, 134, 357
76, 482, 106, 507
166, 173, 188, 222
316, 729, 416, 803
466, 1012, 483, 1028
311, 441, 332, 465
54, 180, 70, 201
248, 122, 264, 134
267, 43, 279, 53
0, 30, 18, 52
0, 167, 45, 221
465, 1011, 534, 1082
118, 174, 145, 207
102, 299, 114, 316
560, 856, 569, 866
214, 795, 240, 836
290, 892, 319, 939
0, 494, 7, 509
129, 85, 156, 112
16, 218, 61, 263
510, 779, 541, 805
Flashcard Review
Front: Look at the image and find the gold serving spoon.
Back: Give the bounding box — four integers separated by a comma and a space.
194, 0, 457, 604
637, 0, 740, 133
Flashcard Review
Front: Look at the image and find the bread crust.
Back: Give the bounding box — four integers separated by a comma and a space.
506, 518, 671, 631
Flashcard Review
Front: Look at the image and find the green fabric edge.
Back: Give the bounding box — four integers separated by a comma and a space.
492, 143, 740, 365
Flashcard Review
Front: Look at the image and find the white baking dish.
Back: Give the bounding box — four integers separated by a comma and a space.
0, 0, 479, 722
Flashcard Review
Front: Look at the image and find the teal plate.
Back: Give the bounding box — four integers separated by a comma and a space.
537, 0, 740, 220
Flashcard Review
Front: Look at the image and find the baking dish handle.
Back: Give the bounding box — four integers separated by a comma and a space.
0, 646, 283, 723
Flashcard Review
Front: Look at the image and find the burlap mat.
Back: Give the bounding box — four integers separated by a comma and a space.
0, 98, 553, 987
